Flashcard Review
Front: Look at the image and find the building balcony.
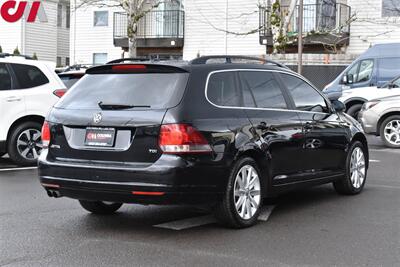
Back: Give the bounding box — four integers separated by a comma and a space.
259, 3, 351, 53
113, 10, 184, 50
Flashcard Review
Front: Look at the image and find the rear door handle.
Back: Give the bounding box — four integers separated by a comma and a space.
6, 96, 22, 102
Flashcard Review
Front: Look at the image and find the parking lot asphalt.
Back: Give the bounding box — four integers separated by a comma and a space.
0, 136, 399, 267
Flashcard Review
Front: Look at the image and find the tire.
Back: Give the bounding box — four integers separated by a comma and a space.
379, 115, 400, 148
346, 104, 363, 119
79, 200, 123, 215
214, 157, 263, 228
333, 141, 367, 195
7, 121, 43, 166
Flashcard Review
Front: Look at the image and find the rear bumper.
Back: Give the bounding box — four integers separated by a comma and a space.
38, 150, 228, 205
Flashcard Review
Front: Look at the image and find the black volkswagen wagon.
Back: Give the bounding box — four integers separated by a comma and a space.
38, 56, 369, 228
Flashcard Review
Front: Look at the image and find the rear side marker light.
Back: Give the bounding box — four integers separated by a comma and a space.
41, 121, 50, 148
159, 124, 212, 154
132, 191, 165, 196
41, 183, 60, 188
53, 89, 67, 98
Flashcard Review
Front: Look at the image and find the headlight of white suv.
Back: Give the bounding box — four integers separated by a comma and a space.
362, 100, 380, 111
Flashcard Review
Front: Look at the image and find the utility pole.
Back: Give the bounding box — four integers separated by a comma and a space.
298, 0, 303, 74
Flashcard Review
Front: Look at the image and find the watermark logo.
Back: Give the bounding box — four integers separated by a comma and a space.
1, 1, 47, 23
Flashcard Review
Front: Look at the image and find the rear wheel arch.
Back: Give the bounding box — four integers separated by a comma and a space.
6, 115, 45, 145
234, 149, 269, 194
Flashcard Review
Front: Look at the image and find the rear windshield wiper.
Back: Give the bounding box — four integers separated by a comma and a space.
98, 101, 151, 110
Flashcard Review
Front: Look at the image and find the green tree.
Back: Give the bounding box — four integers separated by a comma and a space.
0, 45, 3, 53
32, 53, 38, 60
13, 47, 20, 55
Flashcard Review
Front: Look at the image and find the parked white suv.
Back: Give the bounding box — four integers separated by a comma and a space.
0, 54, 66, 165
339, 74, 400, 118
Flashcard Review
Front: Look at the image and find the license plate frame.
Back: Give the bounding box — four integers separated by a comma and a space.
84, 127, 116, 147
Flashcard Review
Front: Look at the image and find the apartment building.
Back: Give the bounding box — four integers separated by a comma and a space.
0, 0, 70, 66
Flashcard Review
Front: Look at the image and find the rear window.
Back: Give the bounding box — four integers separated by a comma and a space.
59, 74, 84, 88
10, 63, 49, 89
56, 73, 189, 109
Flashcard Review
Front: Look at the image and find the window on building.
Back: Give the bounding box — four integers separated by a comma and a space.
56, 57, 62, 67
93, 53, 108, 65
382, 0, 400, 17
94, 11, 108, 26
10, 64, 49, 89
66, 6, 70, 28
57, 4, 62, 27
65, 57, 70, 66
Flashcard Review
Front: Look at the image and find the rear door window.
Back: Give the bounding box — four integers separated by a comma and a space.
56, 73, 189, 109
239, 71, 287, 109
0, 63, 12, 90
10, 63, 49, 89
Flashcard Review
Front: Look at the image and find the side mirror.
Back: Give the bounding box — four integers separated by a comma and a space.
347, 74, 354, 84
388, 83, 395, 89
331, 100, 346, 112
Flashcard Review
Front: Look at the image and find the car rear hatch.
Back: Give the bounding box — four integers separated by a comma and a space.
47, 64, 189, 165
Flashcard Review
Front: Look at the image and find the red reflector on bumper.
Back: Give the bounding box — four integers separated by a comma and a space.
41, 183, 60, 188
132, 191, 165, 196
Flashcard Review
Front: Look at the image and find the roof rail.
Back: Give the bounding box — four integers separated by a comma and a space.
106, 57, 149, 64
190, 55, 289, 69
0, 53, 34, 60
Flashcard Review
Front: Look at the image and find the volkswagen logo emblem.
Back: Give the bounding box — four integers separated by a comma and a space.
93, 112, 102, 124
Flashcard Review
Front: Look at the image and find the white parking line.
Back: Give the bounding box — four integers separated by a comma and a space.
0, 167, 37, 172
153, 205, 277, 230
369, 159, 380, 163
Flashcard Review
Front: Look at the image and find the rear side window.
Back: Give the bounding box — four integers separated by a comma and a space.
280, 73, 328, 113
0, 63, 12, 90
11, 63, 49, 89
59, 74, 84, 89
207, 72, 240, 107
56, 73, 189, 109
239, 71, 287, 109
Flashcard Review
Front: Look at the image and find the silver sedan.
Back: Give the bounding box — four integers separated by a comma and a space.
359, 95, 400, 148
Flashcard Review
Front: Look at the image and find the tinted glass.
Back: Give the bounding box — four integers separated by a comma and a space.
0, 63, 11, 90
207, 72, 240, 107
356, 59, 374, 83
240, 71, 287, 109
56, 73, 189, 110
59, 74, 83, 89
280, 74, 328, 113
391, 76, 400, 88
11, 64, 49, 89
379, 58, 400, 81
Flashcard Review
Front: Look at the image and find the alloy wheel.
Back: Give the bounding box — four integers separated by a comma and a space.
384, 120, 400, 146
233, 165, 261, 220
349, 147, 366, 189
16, 129, 43, 160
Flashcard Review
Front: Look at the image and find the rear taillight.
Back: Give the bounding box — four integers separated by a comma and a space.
159, 124, 212, 154
41, 121, 50, 148
53, 89, 66, 98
